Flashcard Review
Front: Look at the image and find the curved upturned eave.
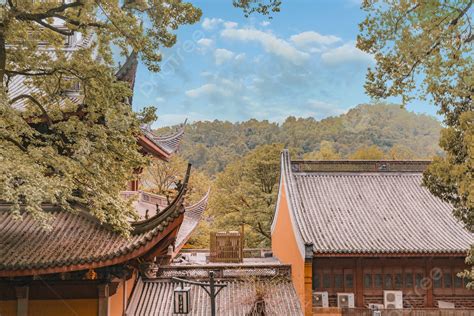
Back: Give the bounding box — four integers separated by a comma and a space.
140, 120, 186, 155
132, 164, 191, 234
0, 165, 192, 277
137, 134, 172, 161
0, 212, 184, 277
173, 188, 210, 256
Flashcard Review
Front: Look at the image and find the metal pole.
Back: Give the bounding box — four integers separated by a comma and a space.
209, 271, 216, 316
172, 271, 225, 315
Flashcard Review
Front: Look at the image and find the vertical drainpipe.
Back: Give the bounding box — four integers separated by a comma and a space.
304, 242, 314, 316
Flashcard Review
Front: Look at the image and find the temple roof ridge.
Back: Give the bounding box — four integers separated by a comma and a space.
277, 149, 473, 256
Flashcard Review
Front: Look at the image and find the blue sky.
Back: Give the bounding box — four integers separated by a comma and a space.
132, 0, 437, 127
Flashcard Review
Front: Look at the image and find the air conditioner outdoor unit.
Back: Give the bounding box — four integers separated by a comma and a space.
337, 293, 355, 308
384, 290, 403, 309
368, 303, 384, 310
313, 291, 329, 308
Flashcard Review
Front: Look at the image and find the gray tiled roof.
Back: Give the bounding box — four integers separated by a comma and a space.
0, 165, 191, 275
141, 124, 185, 155
126, 276, 302, 316
280, 150, 473, 255
0, 201, 184, 274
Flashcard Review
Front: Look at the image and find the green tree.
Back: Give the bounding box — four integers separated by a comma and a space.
358, 0, 473, 284
386, 144, 419, 160
349, 145, 385, 160
162, 103, 442, 175
0, 1, 201, 235
142, 155, 212, 249
142, 155, 211, 205
303, 141, 341, 160
210, 144, 283, 247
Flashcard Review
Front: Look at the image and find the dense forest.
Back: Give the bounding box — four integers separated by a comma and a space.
149, 104, 445, 248
157, 103, 442, 176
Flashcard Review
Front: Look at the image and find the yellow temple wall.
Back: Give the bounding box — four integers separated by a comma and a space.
271, 179, 306, 312
110, 272, 137, 316
0, 300, 16, 316
27, 299, 97, 316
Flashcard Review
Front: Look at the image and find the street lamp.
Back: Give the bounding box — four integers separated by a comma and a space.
172, 271, 226, 316
173, 282, 191, 314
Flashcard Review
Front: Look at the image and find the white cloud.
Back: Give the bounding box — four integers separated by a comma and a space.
260, 21, 271, 27
223, 21, 238, 29
197, 38, 214, 48
235, 53, 246, 62
221, 28, 309, 65
290, 31, 341, 47
214, 48, 235, 65
307, 99, 347, 117
202, 17, 223, 30
185, 83, 232, 98
321, 42, 374, 66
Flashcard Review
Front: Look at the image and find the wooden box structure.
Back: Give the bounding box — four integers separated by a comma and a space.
209, 231, 243, 263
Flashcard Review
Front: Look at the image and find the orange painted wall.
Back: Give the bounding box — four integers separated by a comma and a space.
110, 272, 137, 316
27, 299, 97, 316
0, 300, 16, 316
271, 179, 306, 310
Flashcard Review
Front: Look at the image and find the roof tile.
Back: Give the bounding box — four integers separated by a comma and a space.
280, 150, 474, 255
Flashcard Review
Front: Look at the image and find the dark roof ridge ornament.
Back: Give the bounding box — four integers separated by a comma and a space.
290, 159, 431, 173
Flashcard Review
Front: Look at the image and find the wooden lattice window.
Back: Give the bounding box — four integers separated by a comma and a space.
209, 231, 243, 263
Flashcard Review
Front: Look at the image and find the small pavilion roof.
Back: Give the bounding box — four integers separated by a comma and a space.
0, 165, 191, 277
139, 123, 186, 160
275, 150, 473, 256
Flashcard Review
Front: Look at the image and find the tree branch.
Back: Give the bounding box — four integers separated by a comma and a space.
6, 69, 59, 77
28, 18, 74, 36
1, 135, 28, 153
13, 1, 83, 19
257, 222, 271, 239
9, 94, 53, 126
53, 14, 105, 29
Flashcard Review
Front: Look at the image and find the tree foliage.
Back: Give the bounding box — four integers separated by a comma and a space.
358, 0, 473, 229
209, 144, 284, 247
303, 141, 341, 160
349, 145, 385, 160
142, 155, 211, 205
158, 103, 441, 176
233, 0, 281, 18
0, 1, 201, 235
358, 0, 473, 282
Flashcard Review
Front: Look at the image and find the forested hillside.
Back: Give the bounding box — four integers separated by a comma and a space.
157, 104, 442, 176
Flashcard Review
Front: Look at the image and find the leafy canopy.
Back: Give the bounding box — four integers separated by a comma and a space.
357, 0, 473, 230
159, 104, 441, 176
0, 0, 201, 235
210, 144, 284, 247
358, 0, 473, 285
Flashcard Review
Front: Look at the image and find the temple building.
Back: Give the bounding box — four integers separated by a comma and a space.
272, 150, 474, 315
0, 28, 208, 316
125, 260, 302, 315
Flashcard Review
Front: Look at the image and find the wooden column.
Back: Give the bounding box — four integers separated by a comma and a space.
15, 286, 29, 316
356, 258, 364, 307
425, 257, 433, 307
98, 284, 110, 316
304, 243, 314, 316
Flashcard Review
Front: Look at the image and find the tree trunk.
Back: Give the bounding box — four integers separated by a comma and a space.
0, 33, 6, 87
